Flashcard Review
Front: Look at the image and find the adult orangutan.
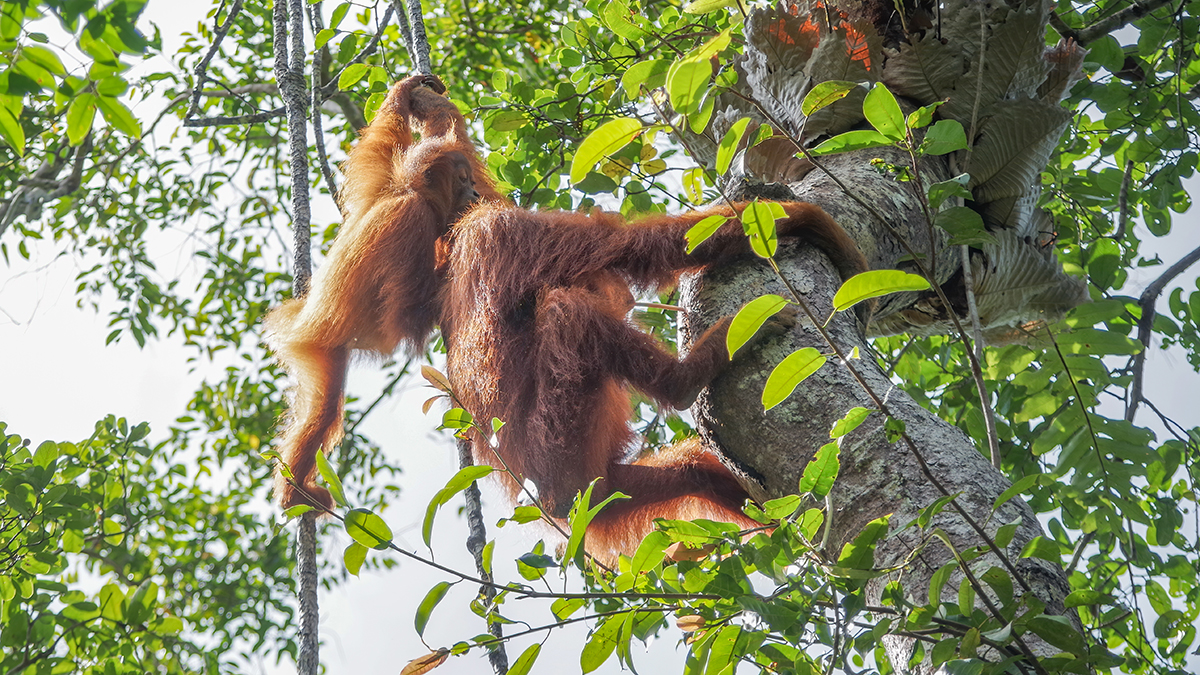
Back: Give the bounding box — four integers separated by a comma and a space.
267, 75, 868, 555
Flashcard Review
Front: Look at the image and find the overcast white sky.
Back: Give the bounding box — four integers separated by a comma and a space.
1, 4, 1198, 674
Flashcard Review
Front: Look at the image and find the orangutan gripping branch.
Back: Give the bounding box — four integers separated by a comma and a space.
266, 76, 867, 555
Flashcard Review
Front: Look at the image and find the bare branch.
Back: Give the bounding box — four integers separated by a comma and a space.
1126, 243, 1200, 421
1111, 160, 1133, 241
404, 0, 432, 74
1054, 0, 1176, 45
187, 0, 245, 120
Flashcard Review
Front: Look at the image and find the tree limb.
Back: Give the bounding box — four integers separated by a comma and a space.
1126, 243, 1200, 422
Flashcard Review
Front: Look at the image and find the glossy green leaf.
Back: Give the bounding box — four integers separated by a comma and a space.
833, 270, 930, 312
920, 119, 968, 155
863, 84, 905, 141
683, 0, 737, 13
763, 348, 827, 410
415, 581, 453, 636
95, 96, 141, 137
337, 63, 369, 90
799, 442, 840, 497
802, 80, 858, 116
935, 206, 996, 246
727, 294, 788, 357
716, 117, 751, 175
423, 465, 493, 546
570, 117, 642, 184
620, 59, 670, 97
684, 213, 729, 253
809, 129, 893, 156
344, 542, 368, 576
344, 508, 393, 550
315, 449, 346, 507
0, 105, 24, 155
509, 644, 542, 675
667, 57, 709, 114
742, 200, 785, 258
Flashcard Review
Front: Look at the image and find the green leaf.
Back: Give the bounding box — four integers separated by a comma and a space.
440, 408, 473, 429
934, 206, 996, 246
570, 117, 643, 184
95, 96, 141, 137
837, 515, 891, 570
315, 449, 346, 507
1019, 536, 1062, 564
682, 0, 737, 13
810, 129, 893, 156
344, 508, 393, 550
762, 494, 802, 520
799, 442, 840, 497
581, 615, 623, 673
601, 0, 646, 41
727, 294, 788, 357
863, 84, 905, 141
344, 542, 368, 576
830, 407, 871, 438
667, 57, 709, 114
0, 105, 25, 155
329, 2, 351, 29
802, 80, 859, 116
22, 45, 66, 75
489, 110, 528, 131
423, 465, 493, 546
630, 530, 671, 576
685, 213, 729, 253
314, 27, 335, 49
565, 482, 629, 566
906, 101, 943, 129
762, 348, 827, 411
716, 117, 751, 175
926, 174, 972, 209
415, 581, 453, 636
833, 270, 930, 312
920, 119, 968, 155
338, 63, 369, 90
741, 200, 784, 258
1027, 615, 1086, 655
509, 644, 541, 675
1055, 328, 1142, 356
620, 59, 670, 97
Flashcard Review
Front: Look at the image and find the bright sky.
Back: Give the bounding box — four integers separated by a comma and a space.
0, 4, 1198, 674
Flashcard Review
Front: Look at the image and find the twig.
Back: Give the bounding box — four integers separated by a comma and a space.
1074, 0, 1176, 45
307, 1, 341, 210
1126, 243, 1200, 422
458, 438, 509, 674
187, 0, 244, 120
1111, 160, 1133, 241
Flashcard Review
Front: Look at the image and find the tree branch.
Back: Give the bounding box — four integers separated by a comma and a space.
187, 0, 244, 119
1053, 0, 1176, 45
1126, 243, 1200, 421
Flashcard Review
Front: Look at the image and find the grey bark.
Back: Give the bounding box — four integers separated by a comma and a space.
682, 147, 1075, 672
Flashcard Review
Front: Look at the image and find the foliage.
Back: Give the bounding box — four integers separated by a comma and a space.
1, 0, 1198, 673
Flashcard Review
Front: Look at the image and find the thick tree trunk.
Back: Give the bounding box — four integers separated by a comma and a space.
681, 146, 1076, 671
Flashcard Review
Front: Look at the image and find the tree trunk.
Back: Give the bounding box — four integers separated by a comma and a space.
681, 144, 1076, 670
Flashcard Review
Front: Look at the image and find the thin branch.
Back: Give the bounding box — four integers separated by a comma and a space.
404, 0, 432, 74
307, 1, 341, 210
458, 438, 509, 675
1111, 160, 1134, 241
187, 0, 244, 119
1075, 0, 1176, 45
1126, 243, 1200, 421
